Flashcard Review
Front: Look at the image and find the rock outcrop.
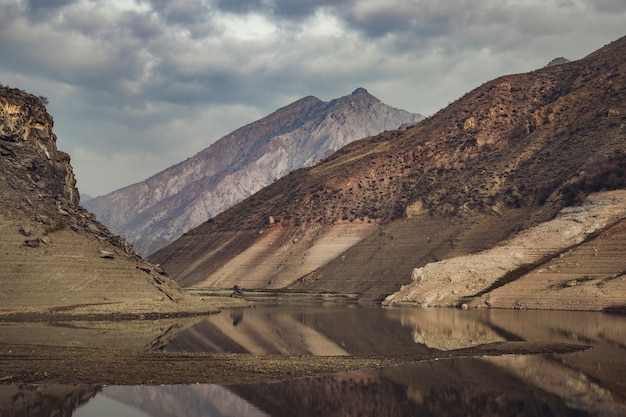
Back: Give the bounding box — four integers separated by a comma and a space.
544, 57, 571, 67
383, 191, 626, 308
84, 88, 423, 256
151, 36, 626, 309
0, 85, 232, 315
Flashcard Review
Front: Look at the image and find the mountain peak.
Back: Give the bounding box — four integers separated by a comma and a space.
351, 87, 369, 96
86, 89, 423, 256
150, 35, 626, 307
544, 57, 570, 67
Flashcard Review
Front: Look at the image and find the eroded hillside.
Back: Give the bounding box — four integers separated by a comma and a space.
0, 85, 239, 315
151, 36, 626, 307
384, 190, 626, 309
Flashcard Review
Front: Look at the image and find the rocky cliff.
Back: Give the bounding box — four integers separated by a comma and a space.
0, 85, 231, 315
84, 88, 423, 256
151, 36, 626, 310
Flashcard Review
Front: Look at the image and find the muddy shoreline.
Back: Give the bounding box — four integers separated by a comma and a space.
0, 297, 603, 387
0, 341, 588, 386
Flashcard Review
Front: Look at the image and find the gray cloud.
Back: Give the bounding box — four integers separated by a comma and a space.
214, 0, 268, 14
0, 0, 624, 196
215, 0, 348, 18
345, 0, 470, 38
24, 0, 76, 19
147, 0, 213, 25
588, 0, 626, 13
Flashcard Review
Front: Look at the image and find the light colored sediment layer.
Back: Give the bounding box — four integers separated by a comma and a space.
384, 191, 626, 309
473, 216, 626, 310
194, 222, 377, 289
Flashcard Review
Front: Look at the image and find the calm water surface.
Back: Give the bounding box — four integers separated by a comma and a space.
2, 306, 626, 416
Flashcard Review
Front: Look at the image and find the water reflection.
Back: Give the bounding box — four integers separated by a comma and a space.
0, 315, 203, 351
1, 307, 626, 416
0, 360, 598, 417
164, 306, 439, 356
0, 385, 98, 417
79, 385, 268, 417
228, 359, 590, 417
94, 360, 587, 417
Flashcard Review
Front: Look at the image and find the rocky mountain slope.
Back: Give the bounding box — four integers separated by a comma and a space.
383, 190, 626, 309
151, 36, 626, 310
85, 88, 422, 256
0, 85, 238, 316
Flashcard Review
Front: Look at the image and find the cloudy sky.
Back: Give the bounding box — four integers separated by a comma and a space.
1, 0, 624, 197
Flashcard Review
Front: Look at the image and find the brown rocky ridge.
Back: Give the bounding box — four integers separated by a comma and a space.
85, 88, 423, 256
0, 85, 243, 316
151, 36, 626, 310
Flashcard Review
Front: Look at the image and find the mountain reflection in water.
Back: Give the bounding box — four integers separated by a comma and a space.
90, 359, 589, 417
162, 306, 438, 356
1, 307, 625, 416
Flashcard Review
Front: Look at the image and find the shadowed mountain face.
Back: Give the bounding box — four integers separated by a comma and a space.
151, 36, 626, 305
84, 88, 423, 256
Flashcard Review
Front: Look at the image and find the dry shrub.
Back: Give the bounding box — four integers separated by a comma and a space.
562, 150, 626, 205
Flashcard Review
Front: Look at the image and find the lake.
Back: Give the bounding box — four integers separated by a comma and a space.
2, 306, 626, 416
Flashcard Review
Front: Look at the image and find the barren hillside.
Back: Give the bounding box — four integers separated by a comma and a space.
384, 190, 626, 309
0, 85, 239, 315
85, 88, 422, 256
151, 36, 626, 308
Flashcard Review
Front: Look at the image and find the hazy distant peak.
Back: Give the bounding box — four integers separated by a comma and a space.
86, 88, 422, 256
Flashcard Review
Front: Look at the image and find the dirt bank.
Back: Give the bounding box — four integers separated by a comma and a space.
0, 341, 587, 386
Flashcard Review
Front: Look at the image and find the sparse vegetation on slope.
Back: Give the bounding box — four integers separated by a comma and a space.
152, 36, 626, 307
86, 88, 422, 256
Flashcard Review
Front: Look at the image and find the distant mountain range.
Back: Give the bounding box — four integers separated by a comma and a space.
150, 36, 626, 309
84, 88, 423, 255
